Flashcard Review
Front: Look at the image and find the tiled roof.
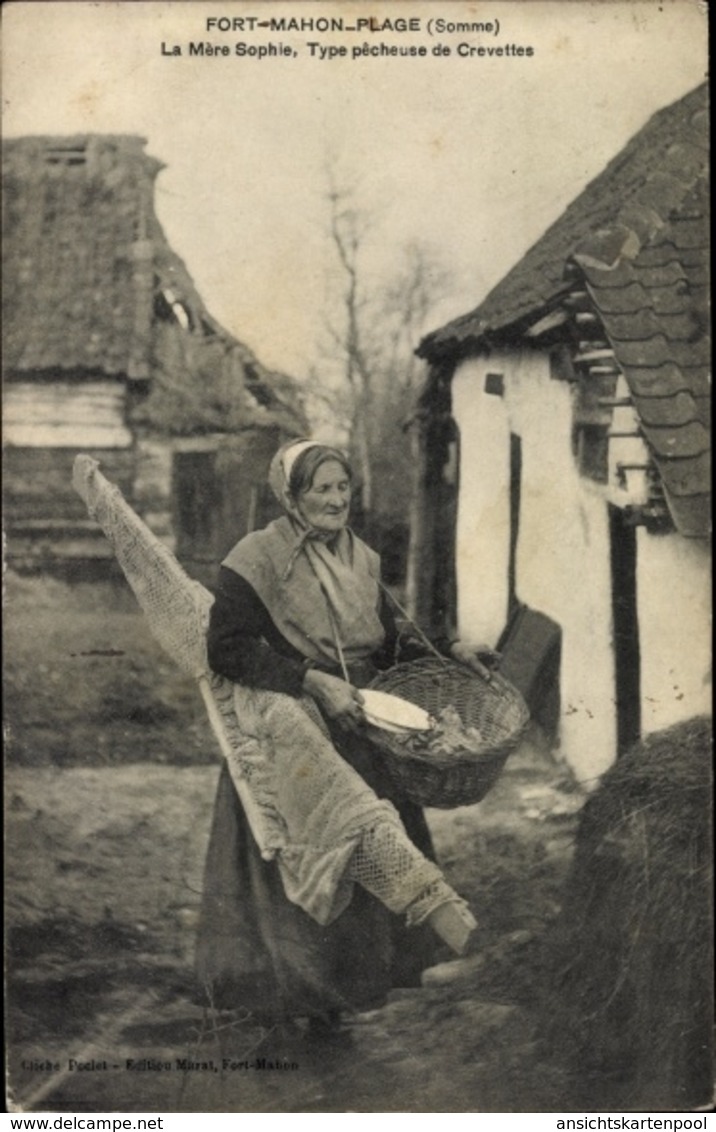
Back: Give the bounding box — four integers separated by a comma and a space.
417, 83, 710, 537
574, 175, 710, 537
2, 135, 306, 436
418, 83, 708, 359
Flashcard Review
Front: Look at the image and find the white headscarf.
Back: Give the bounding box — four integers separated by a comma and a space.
222, 440, 384, 669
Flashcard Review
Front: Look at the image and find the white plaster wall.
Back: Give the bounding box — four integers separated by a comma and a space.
637, 530, 711, 733
452, 358, 511, 645
452, 350, 617, 783
510, 352, 617, 783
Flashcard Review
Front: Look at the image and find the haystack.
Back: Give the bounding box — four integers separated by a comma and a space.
544, 717, 713, 1111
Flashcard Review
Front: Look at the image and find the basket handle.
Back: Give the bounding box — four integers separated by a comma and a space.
378, 582, 451, 670
323, 577, 452, 681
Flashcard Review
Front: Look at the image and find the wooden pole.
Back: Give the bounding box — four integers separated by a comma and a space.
197, 675, 276, 861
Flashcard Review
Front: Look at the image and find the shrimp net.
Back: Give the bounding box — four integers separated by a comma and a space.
72, 455, 476, 936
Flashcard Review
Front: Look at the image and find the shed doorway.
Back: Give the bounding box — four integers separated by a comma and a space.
171, 446, 282, 582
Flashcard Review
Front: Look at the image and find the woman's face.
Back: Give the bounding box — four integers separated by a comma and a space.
297, 459, 351, 533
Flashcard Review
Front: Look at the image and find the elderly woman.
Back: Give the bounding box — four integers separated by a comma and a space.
196, 439, 490, 1039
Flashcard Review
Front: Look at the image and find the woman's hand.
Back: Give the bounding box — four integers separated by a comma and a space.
449, 640, 501, 682
303, 669, 365, 730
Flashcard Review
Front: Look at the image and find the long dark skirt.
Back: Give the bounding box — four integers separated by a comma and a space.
195, 719, 439, 1020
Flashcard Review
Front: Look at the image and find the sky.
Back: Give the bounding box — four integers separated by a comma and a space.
2, 0, 708, 383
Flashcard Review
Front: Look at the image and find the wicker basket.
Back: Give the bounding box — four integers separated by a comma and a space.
367, 658, 530, 808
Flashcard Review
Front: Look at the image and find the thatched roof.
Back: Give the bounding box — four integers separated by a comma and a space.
2, 134, 306, 437
418, 84, 710, 537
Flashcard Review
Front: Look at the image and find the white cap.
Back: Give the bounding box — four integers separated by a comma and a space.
281, 440, 321, 483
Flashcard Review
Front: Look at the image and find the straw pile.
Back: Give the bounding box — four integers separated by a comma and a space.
543, 716, 713, 1110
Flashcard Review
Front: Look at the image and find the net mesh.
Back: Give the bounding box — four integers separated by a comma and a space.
215, 676, 473, 926
72, 456, 476, 937
348, 823, 465, 926
72, 455, 213, 679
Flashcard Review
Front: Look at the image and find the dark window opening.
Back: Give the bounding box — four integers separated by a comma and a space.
245, 381, 275, 409
573, 423, 609, 483
153, 289, 192, 331
44, 145, 88, 166
485, 372, 505, 397
46, 156, 86, 166
154, 291, 174, 322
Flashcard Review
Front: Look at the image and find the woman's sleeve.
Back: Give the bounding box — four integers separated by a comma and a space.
207, 567, 307, 697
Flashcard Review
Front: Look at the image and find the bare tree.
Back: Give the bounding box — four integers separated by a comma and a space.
319, 180, 453, 578
324, 181, 377, 510
380, 241, 451, 392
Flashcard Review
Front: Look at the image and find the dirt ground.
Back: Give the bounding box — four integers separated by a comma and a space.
5, 573, 586, 1113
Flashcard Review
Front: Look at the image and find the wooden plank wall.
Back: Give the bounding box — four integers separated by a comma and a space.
4, 447, 137, 572
4, 447, 137, 522
4, 382, 133, 449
